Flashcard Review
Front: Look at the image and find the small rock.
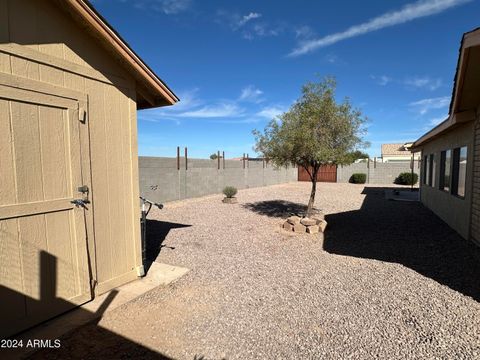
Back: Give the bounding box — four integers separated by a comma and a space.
283, 222, 294, 231
300, 217, 317, 226
287, 216, 301, 225
222, 197, 238, 204
294, 223, 306, 233
318, 220, 328, 232
311, 212, 325, 221
306, 225, 319, 234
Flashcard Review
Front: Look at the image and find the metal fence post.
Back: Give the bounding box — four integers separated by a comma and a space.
185, 147, 188, 170
176, 146, 180, 170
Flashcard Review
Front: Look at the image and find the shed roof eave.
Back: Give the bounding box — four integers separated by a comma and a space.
60, 0, 179, 108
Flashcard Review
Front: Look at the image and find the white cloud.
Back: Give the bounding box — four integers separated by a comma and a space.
371, 75, 392, 86
324, 53, 343, 64
256, 106, 286, 119
404, 76, 442, 90
239, 86, 264, 103
217, 10, 282, 40
237, 12, 262, 27
138, 88, 201, 122
139, 89, 244, 120
409, 96, 450, 115
179, 103, 243, 118
133, 0, 192, 14
370, 74, 443, 89
139, 87, 287, 123
289, 0, 471, 56
242, 23, 282, 39
159, 0, 191, 14
295, 25, 315, 39
169, 88, 202, 110
428, 115, 448, 126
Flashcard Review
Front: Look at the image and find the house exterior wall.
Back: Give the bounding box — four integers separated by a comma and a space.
418, 122, 475, 239
469, 107, 480, 245
0, 0, 142, 295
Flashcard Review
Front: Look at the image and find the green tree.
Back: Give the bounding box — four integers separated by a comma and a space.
347, 150, 370, 162
210, 153, 218, 160
253, 77, 368, 216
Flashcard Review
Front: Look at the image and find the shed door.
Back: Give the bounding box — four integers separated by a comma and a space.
0, 84, 92, 338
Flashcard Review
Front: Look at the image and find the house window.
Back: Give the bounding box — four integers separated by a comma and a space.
423, 155, 429, 185
452, 146, 467, 197
430, 154, 435, 187
439, 150, 451, 192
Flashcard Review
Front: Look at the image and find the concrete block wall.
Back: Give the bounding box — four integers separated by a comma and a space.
337, 161, 420, 184
337, 163, 369, 183
139, 157, 297, 203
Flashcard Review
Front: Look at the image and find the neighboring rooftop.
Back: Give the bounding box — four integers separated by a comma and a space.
381, 143, 413, 156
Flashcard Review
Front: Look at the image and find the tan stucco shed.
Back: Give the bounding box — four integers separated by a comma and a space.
0, 0, 178, 337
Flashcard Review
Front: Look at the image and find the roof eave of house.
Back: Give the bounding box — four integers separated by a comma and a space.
62, 0, 179, 108
412, 109, 476, 150
411, 117, 451, 150
412, 27, 480, 150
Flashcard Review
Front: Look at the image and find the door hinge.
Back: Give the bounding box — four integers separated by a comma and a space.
79, 106, 86, 123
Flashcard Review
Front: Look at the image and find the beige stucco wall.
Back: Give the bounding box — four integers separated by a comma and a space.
419, 121, 474, 239
0, 0, 142, 295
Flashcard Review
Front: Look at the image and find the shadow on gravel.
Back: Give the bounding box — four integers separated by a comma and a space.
243, 200, 308, 218
144, 219, 191, 273
323, 187, 480, 302
5, 252, 173, 360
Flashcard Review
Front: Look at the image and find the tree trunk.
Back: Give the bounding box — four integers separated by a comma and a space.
306, 168, 319, 217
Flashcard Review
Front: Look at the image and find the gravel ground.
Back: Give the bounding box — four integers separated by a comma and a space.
31, 182, 480, 359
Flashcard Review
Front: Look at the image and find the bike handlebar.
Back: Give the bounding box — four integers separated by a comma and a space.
140, 196, 163, 209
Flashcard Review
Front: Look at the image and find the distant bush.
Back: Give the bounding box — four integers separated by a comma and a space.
395, 172, 418, 185
222, 186, 238, 198
349, 173, 367, 184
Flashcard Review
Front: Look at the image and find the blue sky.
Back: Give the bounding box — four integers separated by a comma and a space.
92, 0, 480, 158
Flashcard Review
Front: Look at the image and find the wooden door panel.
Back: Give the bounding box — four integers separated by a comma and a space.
298, 165, 337, 182
0, 85, 91, 338
10, 101, 44, 203
0, 218, 25, 325
39, 106, 70, 200
0, 99, 17, 206
318, 165, 337, 182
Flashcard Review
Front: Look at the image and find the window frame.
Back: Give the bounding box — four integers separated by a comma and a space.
439, 150, 451, 192
423, 155, 429, 186
452, 146, 467, 199
428, 153, 434, 187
